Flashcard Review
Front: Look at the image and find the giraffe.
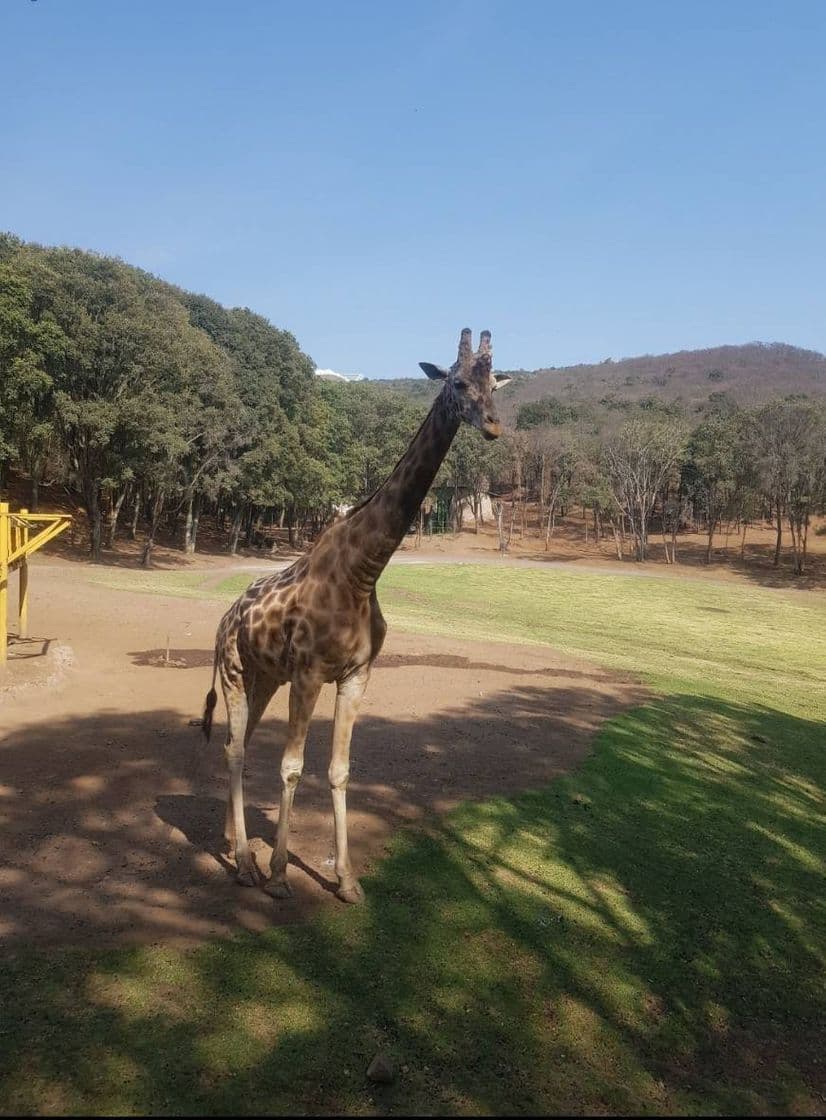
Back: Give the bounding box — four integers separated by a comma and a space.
201, 328, 511, 903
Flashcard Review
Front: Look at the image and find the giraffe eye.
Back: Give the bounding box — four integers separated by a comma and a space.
454, 378, 468, 390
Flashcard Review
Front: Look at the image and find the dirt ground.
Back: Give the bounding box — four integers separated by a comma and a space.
0, 559, 646, 948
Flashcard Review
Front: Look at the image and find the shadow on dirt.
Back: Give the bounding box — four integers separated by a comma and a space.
4, 636, 52, 661
0, 671, 646, 946
128, 647, 633, 683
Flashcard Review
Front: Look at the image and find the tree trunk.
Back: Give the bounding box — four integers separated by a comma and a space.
789, 518, 802, 576
107, 486, 128, 548
183, 488, 195, 554
130, 488, 140, 539
141, 490, 165, 568
610, 518, 623, 560
496, 502, 508, 553
773, 508, 783, 568
706, 518, 715, 564
190, 492, 201, 554
740, 522, 748, 561
539, 457, 546, 522
544, 496, 558, 550
30, 471, 40, 512
229, 505, 244, 555
85, 481, 103, 563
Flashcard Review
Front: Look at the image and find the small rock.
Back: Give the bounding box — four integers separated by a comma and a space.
366, 1053, 395, 1084
188, 719, 203, 727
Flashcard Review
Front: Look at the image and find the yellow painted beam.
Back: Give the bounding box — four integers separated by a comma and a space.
7, 517, 70, 568
18, 509, 29, 640
0, 507, 72, 665
0, 502, 8, 667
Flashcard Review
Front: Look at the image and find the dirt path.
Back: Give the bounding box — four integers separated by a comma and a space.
0, 564, 646, 948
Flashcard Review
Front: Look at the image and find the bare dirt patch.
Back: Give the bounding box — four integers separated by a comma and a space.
0, 636, 74, 696
0, 562, 646, 948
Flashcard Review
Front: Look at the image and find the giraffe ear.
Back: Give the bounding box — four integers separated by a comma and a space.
419, 362, 449, 381
493, 373, 512, 391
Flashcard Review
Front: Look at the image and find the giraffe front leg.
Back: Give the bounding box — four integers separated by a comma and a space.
265, 673, 323, 900
223, 688, 258, 887
330, 669, 369, 904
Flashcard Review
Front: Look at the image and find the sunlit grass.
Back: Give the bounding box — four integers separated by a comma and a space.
375, 565, 826, 718
215, 563, 826, 717
4, 564, 824, 1114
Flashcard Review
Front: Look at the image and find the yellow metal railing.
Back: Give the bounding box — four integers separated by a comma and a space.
0, 501, 72, 666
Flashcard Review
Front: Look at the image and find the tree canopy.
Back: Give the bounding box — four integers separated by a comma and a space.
1, 232, 824, 574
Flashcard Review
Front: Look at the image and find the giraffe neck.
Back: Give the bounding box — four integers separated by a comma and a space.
344, 388, 460, 592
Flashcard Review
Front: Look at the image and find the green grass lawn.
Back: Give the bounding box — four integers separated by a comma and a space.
3, 566, 825, 1115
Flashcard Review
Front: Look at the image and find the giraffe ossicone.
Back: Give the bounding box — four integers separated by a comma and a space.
201, 329, 510, 902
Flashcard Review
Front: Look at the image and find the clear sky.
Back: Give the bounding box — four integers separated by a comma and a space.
3, 1, 826, 378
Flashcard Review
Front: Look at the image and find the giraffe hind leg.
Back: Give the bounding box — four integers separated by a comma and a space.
222, 669, 278, 885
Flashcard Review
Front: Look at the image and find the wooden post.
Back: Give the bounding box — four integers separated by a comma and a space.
18, 508, 29, 639
0, 501, 8, 667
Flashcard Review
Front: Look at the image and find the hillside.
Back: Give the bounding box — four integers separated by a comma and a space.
371, 342, 826, 425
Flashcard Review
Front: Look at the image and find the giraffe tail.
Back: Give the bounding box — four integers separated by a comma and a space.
201, 648, 219, 744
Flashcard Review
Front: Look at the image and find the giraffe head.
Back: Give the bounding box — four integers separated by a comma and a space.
419, 328, 512, 440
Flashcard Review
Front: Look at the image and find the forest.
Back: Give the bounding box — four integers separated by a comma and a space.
1, 233, 824, 574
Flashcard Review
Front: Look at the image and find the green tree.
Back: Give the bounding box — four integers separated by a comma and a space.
686, 410, 749, 562
603, 418, 686, 561
0, 252, 69, 503
755, 399, 825, 574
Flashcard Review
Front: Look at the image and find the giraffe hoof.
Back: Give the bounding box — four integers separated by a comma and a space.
264, 877, 292, 899
337, 881, 365, 905
236, 863, 259, 887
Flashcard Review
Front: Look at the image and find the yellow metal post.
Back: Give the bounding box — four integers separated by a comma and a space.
0, 504, 71, 668
18, 508, 29, 640
0, 501, 8, 668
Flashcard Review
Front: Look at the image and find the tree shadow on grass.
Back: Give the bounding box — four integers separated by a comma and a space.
0, 693, 824, 1115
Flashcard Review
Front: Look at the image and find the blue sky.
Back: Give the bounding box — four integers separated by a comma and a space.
3, 1, 826, 378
